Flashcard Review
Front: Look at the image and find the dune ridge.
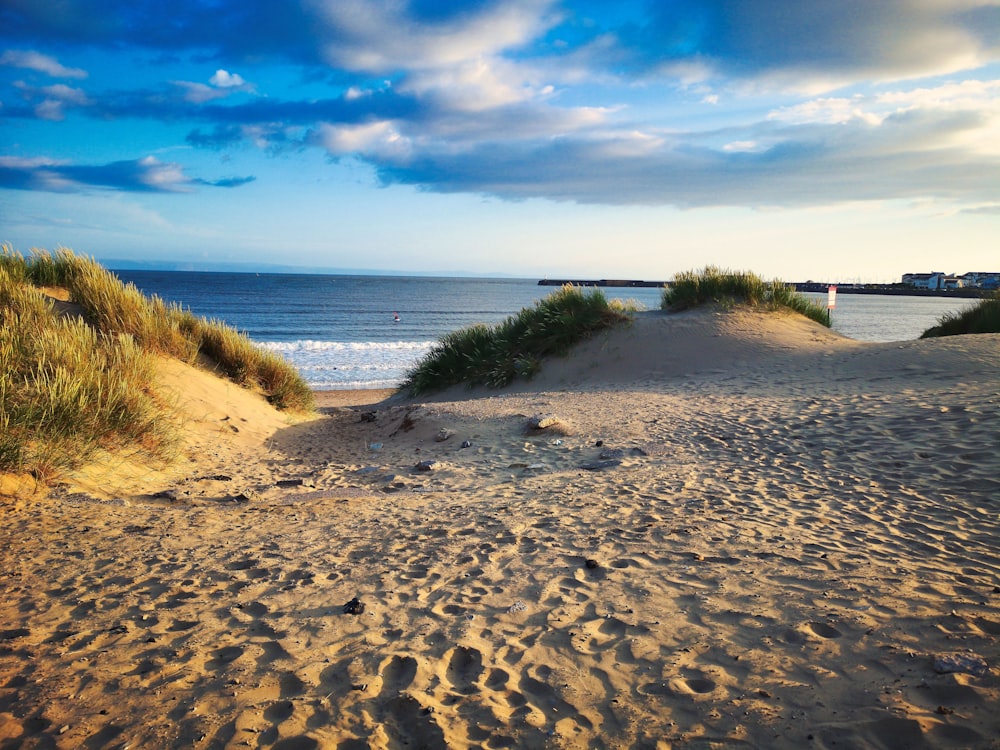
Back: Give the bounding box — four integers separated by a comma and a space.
2, 308, 998, 749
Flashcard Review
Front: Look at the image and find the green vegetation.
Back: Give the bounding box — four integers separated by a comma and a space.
402, 285, 635, 395
661, 266, 832, 327
920, 293, 1000, 338
1, 246, 314, 482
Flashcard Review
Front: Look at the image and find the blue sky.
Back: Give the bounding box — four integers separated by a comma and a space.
1, 0, 998, 281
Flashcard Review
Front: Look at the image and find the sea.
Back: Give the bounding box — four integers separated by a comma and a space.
115, 271, 976, 391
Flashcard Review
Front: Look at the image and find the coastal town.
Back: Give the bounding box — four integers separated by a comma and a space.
900, 271, 1000, 290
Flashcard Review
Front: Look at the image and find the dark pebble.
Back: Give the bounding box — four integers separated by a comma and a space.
343, 597, 365, 615
585, 559, 600, 569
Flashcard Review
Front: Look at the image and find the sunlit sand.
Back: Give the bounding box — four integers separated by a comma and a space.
2, 308, 998, 748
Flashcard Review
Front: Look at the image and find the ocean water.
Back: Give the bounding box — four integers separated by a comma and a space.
116, 271, 974, 390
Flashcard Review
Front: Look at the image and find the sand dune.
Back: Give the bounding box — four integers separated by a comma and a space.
2, 308, 998, 749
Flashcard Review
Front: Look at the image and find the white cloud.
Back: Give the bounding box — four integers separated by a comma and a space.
11, 80, 92, 120
314, 121, 409, 158
172, 70, 255, 103
209, 69, 247, 88
309, 0, 558, 72
34, 99, 67, 121
134, 156, 189, 190
0, 50, 87, 79
722, 140, 762, 152
0, 155, 62, 168
401, 57, 549, 111
38, 83, 92, 105
768, 97, 885, 126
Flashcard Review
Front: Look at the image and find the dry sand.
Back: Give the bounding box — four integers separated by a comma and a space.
2, 308, 999, 749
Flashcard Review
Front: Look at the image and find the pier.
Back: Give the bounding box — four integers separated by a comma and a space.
538, 279, 667, 288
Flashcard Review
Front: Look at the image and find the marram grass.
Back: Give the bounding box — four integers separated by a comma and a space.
921, 293, 1000, 338
662, 266, 832, 327
402, 285, 635, 395
1, 245, 314, 483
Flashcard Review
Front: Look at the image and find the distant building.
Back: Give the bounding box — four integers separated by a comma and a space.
961, 272, 1000, 289
903, 271, 999, 290
942, 276, 964, 290
902, 272, 945, 290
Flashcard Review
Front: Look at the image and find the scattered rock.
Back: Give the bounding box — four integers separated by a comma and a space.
507, 600, 528, 614
933, 652, 989, 677
232, 488, 261, 502
434, 428, 453, 442
414, 460, 441, 472
276, 478, 306, 488
343, 597, 365, 615
528, 414, 559, 429
595, 439, 604, 447
359, 411, 377, 423
585, 559, 600, 570
460, 439, 473, 449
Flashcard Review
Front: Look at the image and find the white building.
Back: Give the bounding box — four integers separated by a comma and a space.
902, 272, 945, 290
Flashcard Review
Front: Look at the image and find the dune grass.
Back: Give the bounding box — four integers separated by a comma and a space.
661, 266, 832, 327
402, 285, 635, 395
1, 246, 314, 483
920, 293, 1000, 338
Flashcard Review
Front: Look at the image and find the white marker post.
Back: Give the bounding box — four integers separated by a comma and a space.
827, 284, 837, 326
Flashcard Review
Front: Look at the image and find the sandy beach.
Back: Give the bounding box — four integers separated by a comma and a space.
2, 307, 998, 749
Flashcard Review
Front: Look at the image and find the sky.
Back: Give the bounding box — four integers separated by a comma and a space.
1, 1, 998, 281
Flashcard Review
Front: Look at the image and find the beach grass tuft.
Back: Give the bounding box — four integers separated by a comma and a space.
661, 266, 832, 327
1, 245, 314, 482
920, 293, 1000, 338
402, 285, 634, 395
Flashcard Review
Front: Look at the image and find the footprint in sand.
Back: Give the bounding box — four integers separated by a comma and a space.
663, 675, 719, 697
443, 645, 484, 695
805, 621, 843, 639
207, 645, 244, 671
380, 654, 417, 694
375, 655, 446, 747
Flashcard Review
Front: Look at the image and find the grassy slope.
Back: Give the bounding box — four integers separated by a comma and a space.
661, 266, 832, 327
402, 285, 634, 395
1, 246, 314, 484
921, 294, 1000, 337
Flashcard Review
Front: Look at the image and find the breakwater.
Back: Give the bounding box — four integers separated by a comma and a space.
538, 279, 667, 287
538, 279, 991, 298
